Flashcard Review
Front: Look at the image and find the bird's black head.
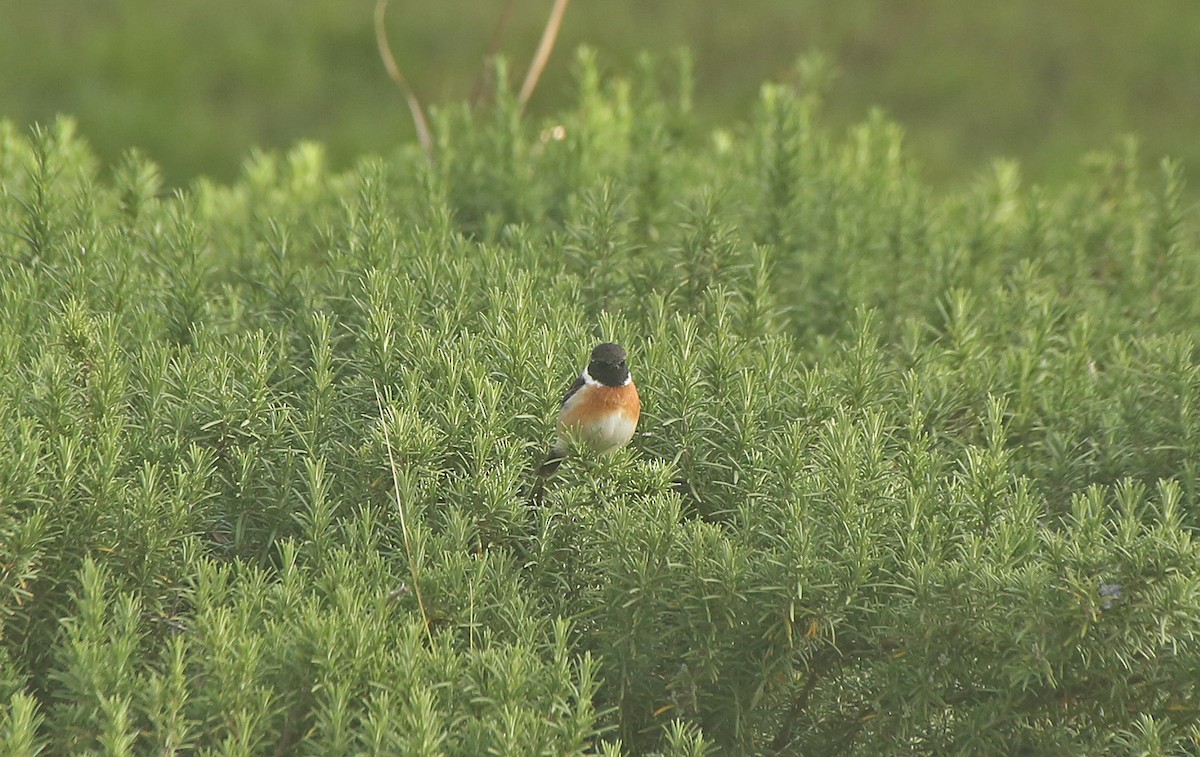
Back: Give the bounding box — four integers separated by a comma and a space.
587, 342, 630, 387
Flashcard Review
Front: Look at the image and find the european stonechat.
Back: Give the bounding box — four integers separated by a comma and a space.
536, 342, 640, 477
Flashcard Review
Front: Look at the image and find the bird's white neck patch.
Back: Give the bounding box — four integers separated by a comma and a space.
582, 368, 632, 387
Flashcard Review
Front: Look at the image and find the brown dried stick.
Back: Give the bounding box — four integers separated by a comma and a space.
472, 0, 521, 108
374, 0, 434, 160
518, 0, 570, 113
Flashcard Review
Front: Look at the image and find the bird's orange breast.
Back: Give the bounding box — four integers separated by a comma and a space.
558, 382, 640, 453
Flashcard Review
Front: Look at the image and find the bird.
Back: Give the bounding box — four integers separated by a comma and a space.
535, 342, 640, 478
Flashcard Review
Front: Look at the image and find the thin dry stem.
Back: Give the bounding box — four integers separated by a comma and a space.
518, 0, 570, 113
374, 0, 435, 161
471, 0, 521, 108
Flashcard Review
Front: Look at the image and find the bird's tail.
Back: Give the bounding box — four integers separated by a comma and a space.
535, 447, 566, 478
529, 447, 565, 507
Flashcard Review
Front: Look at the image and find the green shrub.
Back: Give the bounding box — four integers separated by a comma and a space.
1, 56, 1198, 755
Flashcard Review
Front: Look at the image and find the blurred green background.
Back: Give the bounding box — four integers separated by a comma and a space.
2, 0, 1199, 190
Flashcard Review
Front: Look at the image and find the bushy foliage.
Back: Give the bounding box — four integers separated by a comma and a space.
1, 55, 1199, 755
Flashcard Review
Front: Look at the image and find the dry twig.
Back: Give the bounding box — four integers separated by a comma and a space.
471, 0, 522, 108
374, 0, 435, 161
518, 0, 571, 113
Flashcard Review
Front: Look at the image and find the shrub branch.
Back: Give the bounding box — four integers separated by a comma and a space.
375, 382, 434, 645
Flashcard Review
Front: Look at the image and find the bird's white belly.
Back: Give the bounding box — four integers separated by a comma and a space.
579, 412, 638, 453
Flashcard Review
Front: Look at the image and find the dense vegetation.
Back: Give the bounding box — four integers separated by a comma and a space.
2, 57, 1199, 754
4, 0, 1200, 190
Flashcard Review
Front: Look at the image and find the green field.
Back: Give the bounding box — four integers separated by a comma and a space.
2, 0, 1199, 190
